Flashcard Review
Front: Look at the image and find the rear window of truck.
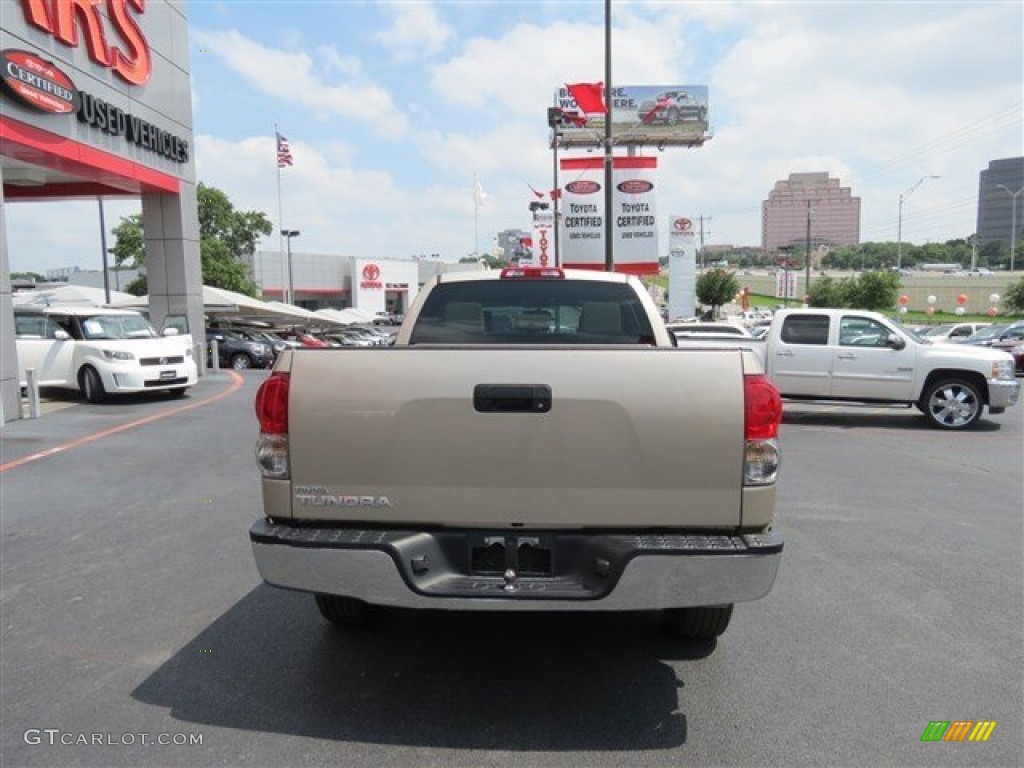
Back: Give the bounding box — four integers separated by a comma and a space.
409, 279, 657, 345
780, 314, 830, 345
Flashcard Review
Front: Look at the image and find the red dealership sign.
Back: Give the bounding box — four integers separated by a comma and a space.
18, 0, 152, 86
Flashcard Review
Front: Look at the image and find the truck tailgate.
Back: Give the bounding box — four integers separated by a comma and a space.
286, 347, 745, 528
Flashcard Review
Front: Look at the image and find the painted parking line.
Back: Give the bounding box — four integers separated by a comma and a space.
0, 371, 245, 474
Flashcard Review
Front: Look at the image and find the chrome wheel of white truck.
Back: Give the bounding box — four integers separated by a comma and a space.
663, 604, 734, 640
922, 378, 983, 430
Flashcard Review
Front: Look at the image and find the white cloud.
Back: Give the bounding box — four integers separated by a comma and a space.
376, 2, 453, 57
191, 28, 407, 138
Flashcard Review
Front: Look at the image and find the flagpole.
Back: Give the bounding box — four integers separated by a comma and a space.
603, 0, 614, 272
275, 123, 286, 302
473, 172, 480, 258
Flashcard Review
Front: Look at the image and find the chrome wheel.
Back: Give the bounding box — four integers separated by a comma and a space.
231, 354, 253, 370
924, 379, 982, 430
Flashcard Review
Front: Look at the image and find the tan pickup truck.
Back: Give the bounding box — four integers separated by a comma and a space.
250, 267, 784, 643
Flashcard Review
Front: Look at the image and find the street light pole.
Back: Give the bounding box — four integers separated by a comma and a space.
281, 229, 300, 304
805, 200, 813, 300
996, 184, 1023, 273
547, 108, 563, 267
897, 175, 939, 270
603, 0, 613, 272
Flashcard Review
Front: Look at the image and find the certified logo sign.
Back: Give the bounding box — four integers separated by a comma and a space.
1, 50, 79, 114
566, 180, 600, 194
616, 180, 653, 194
673, 217, 694, 232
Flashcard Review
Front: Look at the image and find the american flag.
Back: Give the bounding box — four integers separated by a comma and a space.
276, 132, 293, 168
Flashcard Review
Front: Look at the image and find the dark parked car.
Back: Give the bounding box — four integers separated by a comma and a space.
205, 329, 275, 370
964, 322, 1024, 374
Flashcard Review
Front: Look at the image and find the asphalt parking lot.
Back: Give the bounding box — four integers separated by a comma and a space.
1, 371, 1021, 767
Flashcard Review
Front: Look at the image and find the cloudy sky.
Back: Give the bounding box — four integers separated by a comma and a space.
6, 0, 1022, 275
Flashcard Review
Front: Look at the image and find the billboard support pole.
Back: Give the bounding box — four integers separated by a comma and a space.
553, 133, 560, 267
603, 0, 613, 272
547, 109, 562, 268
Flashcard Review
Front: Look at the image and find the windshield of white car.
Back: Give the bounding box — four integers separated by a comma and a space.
80, 314, 159, 340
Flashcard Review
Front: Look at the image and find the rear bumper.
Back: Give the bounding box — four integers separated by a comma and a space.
249, 520, 783, 611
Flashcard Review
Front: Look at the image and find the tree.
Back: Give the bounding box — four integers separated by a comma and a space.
109, 182, 272, 296
1003, 277, 1024, 314
10, 271, 46, 283
805, 271, 899, 311
480, 254, 509, 269
806, 276, 846, 308
110, 213, 144, 269
846, 270, 900, 310
696, 269, 739, 318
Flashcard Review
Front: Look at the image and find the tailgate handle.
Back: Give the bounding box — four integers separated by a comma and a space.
474, 384, 552, 413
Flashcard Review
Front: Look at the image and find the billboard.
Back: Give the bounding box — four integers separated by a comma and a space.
558, 156, 659, 275
553, 85, 709, 148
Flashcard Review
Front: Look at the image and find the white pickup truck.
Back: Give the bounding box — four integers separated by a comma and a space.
677, 308, 1020, 430
250, 267, 784, 644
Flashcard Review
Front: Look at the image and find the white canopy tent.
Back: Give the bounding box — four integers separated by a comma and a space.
13, 285, 139, 308
110, 286, 319, 324
312, 308, 377, 325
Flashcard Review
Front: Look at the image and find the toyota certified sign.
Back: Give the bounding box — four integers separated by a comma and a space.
1, 50, 79, 114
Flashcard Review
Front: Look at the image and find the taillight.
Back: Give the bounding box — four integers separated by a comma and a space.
255, 373, 290, 479
744, 374, 782, 486
500, 267, 565, 279
255, 372, 290, 433
744, 374, 782, 440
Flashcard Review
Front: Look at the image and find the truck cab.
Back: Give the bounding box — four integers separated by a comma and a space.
765, 309, 1019, 429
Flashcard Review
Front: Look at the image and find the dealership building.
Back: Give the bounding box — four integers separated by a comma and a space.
245, 250, 481, 315
1, 0, 202, 422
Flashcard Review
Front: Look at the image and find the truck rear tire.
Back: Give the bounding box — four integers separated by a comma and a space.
663, 604, 734, 640
314, 594, 372, 627
921, 378, 983, 430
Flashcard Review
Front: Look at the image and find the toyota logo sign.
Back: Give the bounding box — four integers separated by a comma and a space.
360, 262, 383, 289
